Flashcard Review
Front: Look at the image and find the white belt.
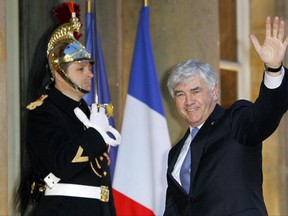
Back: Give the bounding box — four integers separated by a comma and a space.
44, 183, 109, 202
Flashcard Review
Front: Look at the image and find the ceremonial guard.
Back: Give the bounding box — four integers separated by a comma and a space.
16, 2, 120, 215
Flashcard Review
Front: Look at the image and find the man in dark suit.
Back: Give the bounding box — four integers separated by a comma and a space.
164, 16, 288, 216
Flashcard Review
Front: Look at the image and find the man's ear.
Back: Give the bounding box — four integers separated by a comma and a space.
54, 71, 64, 84
212, 84, 219, 101
54, 71, 62, 80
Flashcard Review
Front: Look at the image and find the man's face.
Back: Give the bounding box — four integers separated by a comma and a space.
67, 62, 93, 92
55, 62, 93, 100
173, 74, 218, 127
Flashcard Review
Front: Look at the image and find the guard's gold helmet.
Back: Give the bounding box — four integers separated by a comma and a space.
47, 2, 94, 94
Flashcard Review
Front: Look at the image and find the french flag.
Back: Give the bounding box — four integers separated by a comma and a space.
113, 5, 171, 216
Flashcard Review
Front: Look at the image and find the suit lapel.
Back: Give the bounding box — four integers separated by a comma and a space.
167, 129, 190, 188
190, 105, 225, 187
190, 120, 213, 182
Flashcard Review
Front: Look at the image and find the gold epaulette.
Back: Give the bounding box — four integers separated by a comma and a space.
26, 95, 48, 110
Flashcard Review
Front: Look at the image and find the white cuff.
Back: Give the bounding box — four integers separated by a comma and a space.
264, 67, 285, 89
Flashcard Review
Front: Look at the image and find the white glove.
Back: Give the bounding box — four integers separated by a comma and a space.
90, 104, 109, 131
74, 106, 121, 146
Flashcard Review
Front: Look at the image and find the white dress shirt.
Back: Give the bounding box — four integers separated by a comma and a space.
264, 67, 284, 89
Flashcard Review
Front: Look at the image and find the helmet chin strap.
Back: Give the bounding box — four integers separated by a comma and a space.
58, 68, 89, 94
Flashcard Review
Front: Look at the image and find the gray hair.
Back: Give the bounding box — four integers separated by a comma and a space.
167, 59, 218, 98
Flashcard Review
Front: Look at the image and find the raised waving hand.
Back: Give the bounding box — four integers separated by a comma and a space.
250, 16, 288, 70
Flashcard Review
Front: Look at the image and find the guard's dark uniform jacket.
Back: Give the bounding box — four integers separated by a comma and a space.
26, 87, 116, 216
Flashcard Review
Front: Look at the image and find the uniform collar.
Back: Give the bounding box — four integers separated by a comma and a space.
48, 87, 90, 117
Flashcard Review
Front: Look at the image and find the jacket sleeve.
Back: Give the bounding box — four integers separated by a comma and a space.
229, 68, 288, 145
27, 107, 108, 179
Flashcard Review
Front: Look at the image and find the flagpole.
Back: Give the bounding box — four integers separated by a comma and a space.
86, 0, 99, 104
86, 0, 91, 12
93, 0, 100, 104
143, 0, 149, 7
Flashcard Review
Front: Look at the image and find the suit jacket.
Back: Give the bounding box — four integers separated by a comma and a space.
164, 70, 288, 216
26, 87, 115, 216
